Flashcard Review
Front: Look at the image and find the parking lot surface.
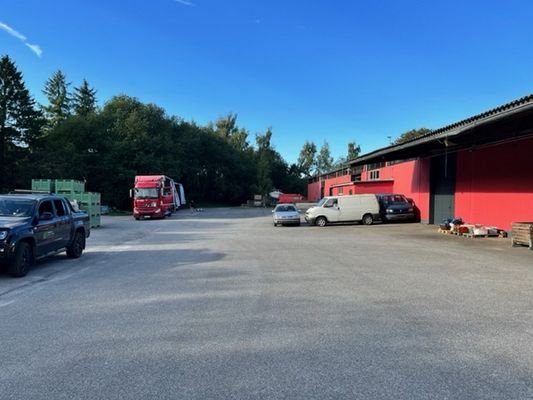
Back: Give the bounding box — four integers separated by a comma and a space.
1, 208, 532, 399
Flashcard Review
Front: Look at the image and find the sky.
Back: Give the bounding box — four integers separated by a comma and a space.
2, 0, 533, 164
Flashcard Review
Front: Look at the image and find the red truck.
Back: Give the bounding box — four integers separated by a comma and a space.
131, 175, 185, 220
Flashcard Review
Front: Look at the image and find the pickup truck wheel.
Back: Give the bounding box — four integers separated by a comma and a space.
315, 217, 327, 227
66, 231, 85, 258
362, 213, 374, 225
8, 242, 33, 278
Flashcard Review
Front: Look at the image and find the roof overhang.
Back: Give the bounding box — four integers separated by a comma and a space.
349, 95, 533, 167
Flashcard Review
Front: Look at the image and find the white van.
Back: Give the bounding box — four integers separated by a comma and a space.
305, 194, 380, 227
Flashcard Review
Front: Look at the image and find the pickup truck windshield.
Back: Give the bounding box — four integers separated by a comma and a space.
134, 188, 160, 199
0, 199, 36, 217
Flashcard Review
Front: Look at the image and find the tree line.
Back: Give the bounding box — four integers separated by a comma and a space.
0, 55, 309, 209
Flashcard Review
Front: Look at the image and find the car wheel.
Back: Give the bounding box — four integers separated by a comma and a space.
8, 241, 33, 278
362, 213, 374, 225
315, 217, 327, 227
273, 222, 277, 226
66, 230, 85, 258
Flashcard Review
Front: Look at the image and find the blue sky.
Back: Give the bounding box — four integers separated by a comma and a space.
2, 0, 533, 164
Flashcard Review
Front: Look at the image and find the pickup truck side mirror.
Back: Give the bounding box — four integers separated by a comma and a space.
39, 212, 54, 221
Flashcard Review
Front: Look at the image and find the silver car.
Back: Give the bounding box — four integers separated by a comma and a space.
272, 204, 301, 226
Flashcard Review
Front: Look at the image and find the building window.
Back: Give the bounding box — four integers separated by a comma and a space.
349, 190, 353, 195
367, 162, 385, 171
369, 170, 380, 180
338, 187, 343, 195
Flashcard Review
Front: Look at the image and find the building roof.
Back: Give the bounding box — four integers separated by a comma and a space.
350, 94, 533, 166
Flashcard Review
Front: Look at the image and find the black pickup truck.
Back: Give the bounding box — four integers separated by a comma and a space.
0, 193, 90, 277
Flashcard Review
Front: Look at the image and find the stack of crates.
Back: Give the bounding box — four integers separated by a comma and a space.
81, 191, 101, 228
33, 179, 101, 228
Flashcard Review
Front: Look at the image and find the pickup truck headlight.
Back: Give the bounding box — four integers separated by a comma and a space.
0, 230, 8, 240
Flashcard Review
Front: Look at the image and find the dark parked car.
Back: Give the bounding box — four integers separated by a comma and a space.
377, 194, 416, 222
0, 194, 90, 277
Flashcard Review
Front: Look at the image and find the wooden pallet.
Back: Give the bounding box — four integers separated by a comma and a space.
511, 222, 533, 250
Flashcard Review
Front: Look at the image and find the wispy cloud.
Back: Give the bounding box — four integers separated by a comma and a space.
175, 0, 194, 6
25, 43, 43, 57
0, 21, 42, 57
0, 22, 26, 41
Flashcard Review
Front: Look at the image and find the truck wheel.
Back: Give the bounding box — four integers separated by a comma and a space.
8, 242, 33, 278
315, 217, 327, 227
362, 214, 374, 225
66, 231, 85, 258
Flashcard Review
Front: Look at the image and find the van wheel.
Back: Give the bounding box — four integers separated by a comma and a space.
362, 214, 374, 225
315, 217, 327, 227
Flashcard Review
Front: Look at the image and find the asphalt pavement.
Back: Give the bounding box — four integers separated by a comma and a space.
1, 208, 532, 399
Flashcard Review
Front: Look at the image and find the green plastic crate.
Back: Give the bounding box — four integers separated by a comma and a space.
81, 192, 101, 205
62, 192, 83, 201
31, 179, 55, 193
90, 214, 101, 228
55, 179, 85, 193
80, 203, 100, 214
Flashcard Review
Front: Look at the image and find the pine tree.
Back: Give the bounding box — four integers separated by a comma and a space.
73, 79, 97, 116
42, 70, 71, 127
0, 55, 42, 190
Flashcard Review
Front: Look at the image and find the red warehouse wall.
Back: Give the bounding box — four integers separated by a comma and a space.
307, 181, 321, 202
455, 137, 533, 230
323, 176, 352, 197
367, 160, 431, 222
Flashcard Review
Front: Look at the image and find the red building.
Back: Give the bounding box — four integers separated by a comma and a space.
308, 95, 533, 230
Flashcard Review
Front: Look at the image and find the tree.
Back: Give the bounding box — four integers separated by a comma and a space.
73, 79, 97, 116
211, 113, 250, 152
393, 128, 431, 145
347, 141, 361, 160
0, 55, 42, 191
297, 141, 317, 177
42, 70, 71, 127
316, 141, 334, 174
254, 129, 274, 196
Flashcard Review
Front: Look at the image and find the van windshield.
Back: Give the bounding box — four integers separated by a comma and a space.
317, 198, 328, 207
317, 198, 337, 208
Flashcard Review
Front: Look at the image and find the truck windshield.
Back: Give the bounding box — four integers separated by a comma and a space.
134, 188, 160, 199
0, 199, 36, 217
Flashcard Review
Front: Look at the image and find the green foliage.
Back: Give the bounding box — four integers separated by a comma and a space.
0, 55, 43, 191
42, 70, 71, 127
347, 141, 361, 160
73, 79, 97, 116
297, 141, 317, 177
393, 128, 431, 145
316, 141, 334, 174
